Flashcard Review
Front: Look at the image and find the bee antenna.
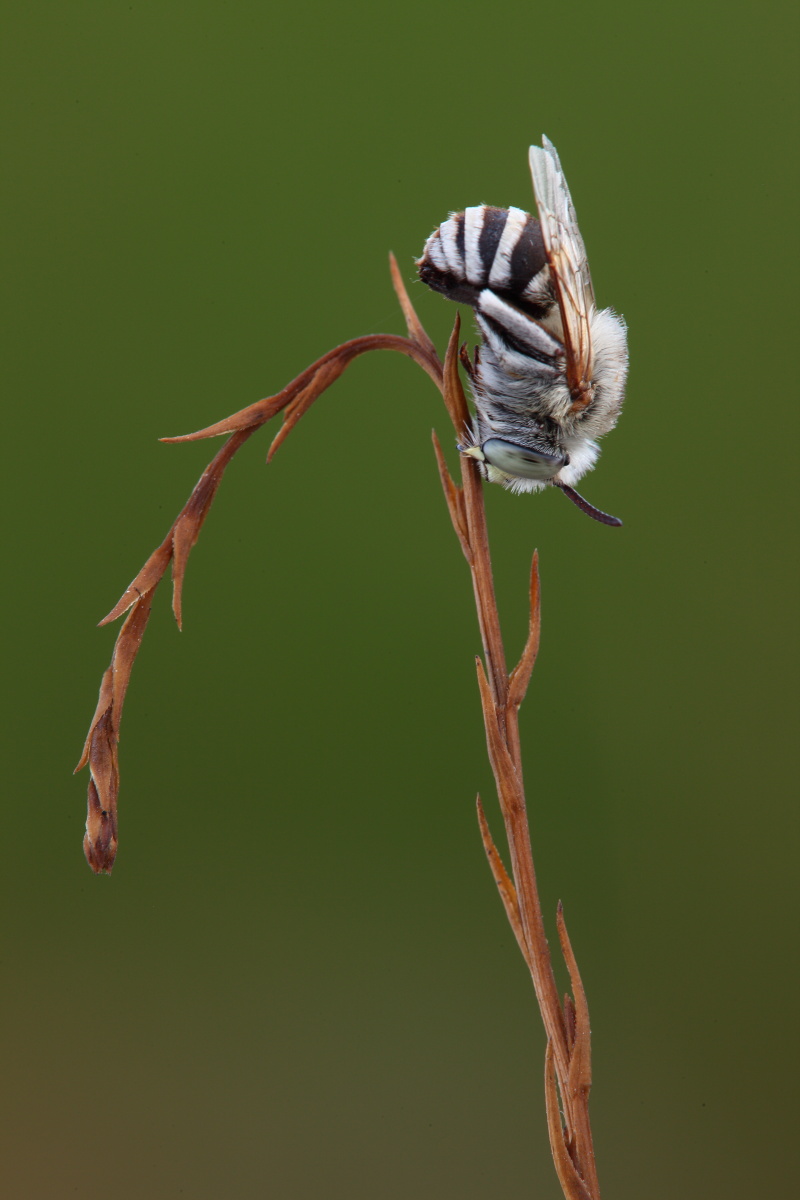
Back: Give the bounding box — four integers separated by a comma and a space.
555, 483, 623, 527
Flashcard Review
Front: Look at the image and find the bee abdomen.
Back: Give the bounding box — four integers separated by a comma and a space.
417, 205, 550, 311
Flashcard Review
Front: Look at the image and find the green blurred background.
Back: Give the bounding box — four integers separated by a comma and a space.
1, 2, 797, 1196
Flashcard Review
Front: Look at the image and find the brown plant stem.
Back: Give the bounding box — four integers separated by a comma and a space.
76, 253, 601, 1199
437, 345, 599, 1198
76, 328, 438, 876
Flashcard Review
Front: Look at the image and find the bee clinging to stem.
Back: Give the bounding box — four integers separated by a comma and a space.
417, 136, 628, 525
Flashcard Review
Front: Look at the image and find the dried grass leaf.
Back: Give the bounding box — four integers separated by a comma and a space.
475, 656, 520, 797
99, 543, 172, 626
508, 551, 541, 709
81, 587, 156, 873
388, 251, 439, 362
441, 315, 471, 433
476, 796, 529, 965
75, 666, 113, 772
544, 1042, 595, 1200
267, 361, 342, 461
557, 902, 593, 1098
160, 393, 288, 443
431, 431, 470, 562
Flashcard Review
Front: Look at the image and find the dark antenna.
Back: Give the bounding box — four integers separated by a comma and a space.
555, 482, 623, 527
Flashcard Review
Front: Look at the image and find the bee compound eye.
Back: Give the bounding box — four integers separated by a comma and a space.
481, 438, 566, 482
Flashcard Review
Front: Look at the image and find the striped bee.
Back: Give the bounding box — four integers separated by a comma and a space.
417, 137, 628, 525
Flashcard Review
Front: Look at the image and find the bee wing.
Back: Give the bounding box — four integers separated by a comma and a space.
529, 137, 595, 407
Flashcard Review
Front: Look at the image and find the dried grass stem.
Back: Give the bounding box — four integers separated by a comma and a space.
77, 254, 602, 1198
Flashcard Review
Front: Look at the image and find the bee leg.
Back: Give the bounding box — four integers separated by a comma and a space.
459, 342, 475, 379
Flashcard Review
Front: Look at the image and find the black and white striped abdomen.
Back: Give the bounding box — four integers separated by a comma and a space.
417, 204, 566, 372
417, 205, 553, 314
417, 204, 566, 374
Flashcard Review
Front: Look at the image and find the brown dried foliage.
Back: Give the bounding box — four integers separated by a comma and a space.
76, 255, 602, 1198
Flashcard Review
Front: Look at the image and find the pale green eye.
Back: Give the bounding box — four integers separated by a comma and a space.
481, 438, 567, 481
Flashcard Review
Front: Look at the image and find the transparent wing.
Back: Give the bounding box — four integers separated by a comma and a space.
529, 136, 595, 409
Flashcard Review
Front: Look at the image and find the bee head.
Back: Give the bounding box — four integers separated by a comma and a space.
480, 438, 567, 483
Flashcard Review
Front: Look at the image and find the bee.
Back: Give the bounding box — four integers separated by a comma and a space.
417, 137, 628, 525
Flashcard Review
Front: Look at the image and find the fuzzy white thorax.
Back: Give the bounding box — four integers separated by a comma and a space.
470, 304, 628, 494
